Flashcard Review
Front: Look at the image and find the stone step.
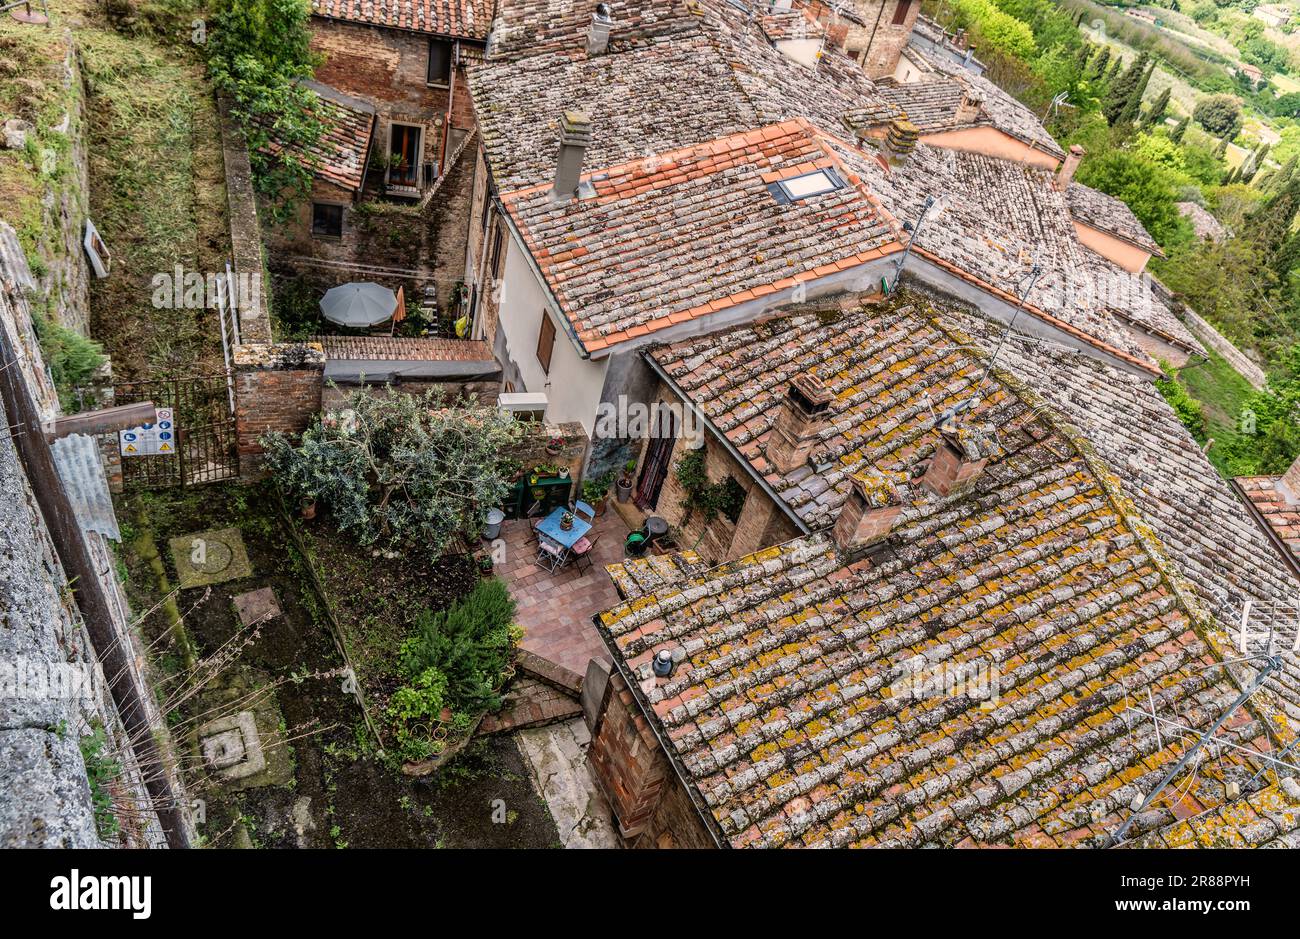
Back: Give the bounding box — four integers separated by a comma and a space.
479, 677, 583, 735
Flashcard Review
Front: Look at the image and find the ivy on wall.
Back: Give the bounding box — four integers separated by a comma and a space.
675, 447, 746, 525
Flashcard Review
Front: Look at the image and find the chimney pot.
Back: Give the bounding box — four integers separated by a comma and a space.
551, 110, 592, 203
920, 422, 999, 498
587, 3, 614, 55
832, 469, 906, 551
1054, 144, 1085, 192
766, 373, 833, 474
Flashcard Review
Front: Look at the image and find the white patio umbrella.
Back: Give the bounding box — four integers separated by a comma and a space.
319, 282, 398, 328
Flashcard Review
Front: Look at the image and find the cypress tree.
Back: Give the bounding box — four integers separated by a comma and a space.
1106, 57, 1124, 84
1118, 61, 1156, 126
1214, 135, 1230, 159
1142, 87, 1171, 129
1170, 115, 1189, 143
1105, 53, 1150, 125
1089, 47, 1110, 80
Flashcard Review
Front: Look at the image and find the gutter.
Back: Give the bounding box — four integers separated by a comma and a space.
642, 351, 810, 537
1228, 477, 1300, 586
591, 615, 729, 849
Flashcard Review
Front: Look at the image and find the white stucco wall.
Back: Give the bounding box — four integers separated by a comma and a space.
496, 233, 609, 434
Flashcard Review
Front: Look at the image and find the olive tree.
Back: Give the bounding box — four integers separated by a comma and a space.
263, 388, 523, 557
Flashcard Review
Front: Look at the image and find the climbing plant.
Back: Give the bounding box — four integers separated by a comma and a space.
675, 447, 746, 524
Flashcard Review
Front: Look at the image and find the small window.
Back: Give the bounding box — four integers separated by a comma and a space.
892, 0, 912, 26
428, 39, 452, 86
489, 219, 506, 279
772, 168, 844, 203
312, 203, 343, 238
536, 311, 556, 374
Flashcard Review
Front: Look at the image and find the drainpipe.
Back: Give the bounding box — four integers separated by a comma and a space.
440, 41, 458, 181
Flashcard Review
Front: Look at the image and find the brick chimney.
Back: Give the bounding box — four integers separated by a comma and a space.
586, 3, 613, 55
551, 111, 592, 204
882, 118, 920, 166
955, 91, 982, 125
832, 469, 906, 551
1053, 144, 1085, 192
766, 373, 832, 474
920, 422, 1000, 499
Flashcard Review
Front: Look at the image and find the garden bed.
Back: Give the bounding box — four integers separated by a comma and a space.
117, 483, 558, 848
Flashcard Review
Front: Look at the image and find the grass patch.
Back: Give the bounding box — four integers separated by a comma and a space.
59, 0, 229, 379
1173, 348, 1259, 476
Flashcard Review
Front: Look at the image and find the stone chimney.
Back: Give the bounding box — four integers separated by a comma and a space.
882, 118, 920, 166
920, 422, 1000, 499
1053, 144, 1085, 192
551, 111, 592, 204
1280, 452, 1300, 499
954, 28, 966, 49
955, 91, 982, 125
586, 3, 613, 55
766, 373, 832, 474
832, 469, 906, 551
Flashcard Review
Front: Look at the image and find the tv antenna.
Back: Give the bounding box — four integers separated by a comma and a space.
886, 195, 936, 294
1102, 652, 1286, 848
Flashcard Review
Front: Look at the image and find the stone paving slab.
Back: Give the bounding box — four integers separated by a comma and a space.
515, 718, 620, 849
168, 527, 252, 588
233, 586, 281, 626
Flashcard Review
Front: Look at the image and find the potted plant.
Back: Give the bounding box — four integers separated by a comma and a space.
546, 436, 565, 456
474, 550, 495, 576
616, 458, 637, 503
558, 466, 570, 479
582, 472, 613, 516
559, 510, 575, 532
300, 495, 317, 520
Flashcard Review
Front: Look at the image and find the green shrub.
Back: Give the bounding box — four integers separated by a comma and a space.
1155, 370, 1207, 442
33, 314, 106, 412
387, 579, 520, 762
79, 724, 121, 841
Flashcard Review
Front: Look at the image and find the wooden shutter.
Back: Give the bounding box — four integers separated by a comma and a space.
892, 0, 912, 25
536, 312, 556, 373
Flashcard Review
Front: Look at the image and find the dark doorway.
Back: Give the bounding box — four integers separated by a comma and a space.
635, 409, 677, 510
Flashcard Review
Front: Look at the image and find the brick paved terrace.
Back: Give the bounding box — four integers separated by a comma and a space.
496, 510, 631, 675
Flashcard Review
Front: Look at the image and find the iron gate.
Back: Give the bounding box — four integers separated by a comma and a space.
111, 374, 238, 488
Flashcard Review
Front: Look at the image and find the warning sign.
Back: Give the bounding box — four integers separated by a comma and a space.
120, 407, 175, 457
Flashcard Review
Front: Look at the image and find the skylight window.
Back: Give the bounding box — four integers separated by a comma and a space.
770, 168, 844, 204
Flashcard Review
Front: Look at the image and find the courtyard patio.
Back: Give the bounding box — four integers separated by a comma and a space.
495, 510, 632, 676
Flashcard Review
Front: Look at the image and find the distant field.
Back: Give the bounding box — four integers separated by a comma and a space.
1271, 72, 1300, 94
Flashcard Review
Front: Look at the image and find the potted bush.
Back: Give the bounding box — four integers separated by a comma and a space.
616, 458, 637, 503
545, 435, 566, 456
300, 495, 318, 520
582, 471, 614, 516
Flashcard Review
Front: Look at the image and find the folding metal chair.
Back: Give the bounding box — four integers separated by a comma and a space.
570, 533, 599, 574
573, 500, 595, 523
535, 535, 567, 573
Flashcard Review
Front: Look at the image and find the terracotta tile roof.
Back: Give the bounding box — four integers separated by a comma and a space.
260, 83, 375, 193
468, 0, 898, 190
311, 0, 493, 39
941, 308, 1300, 720
501, 118, 901, 354
488, 0, 701, 58
606, 550, 710, 601
1176, 201, 1227, 242
835, 140, 1164, 370
908, 44, 1064, 159
468, 31, 763, 191
872, 78, 975, 133
1237, 476, 1300, 557
604, 302, 1288, 847
756, 6, 823, 43
315, 334, 494, 362
1127, 780, 1300, 848
1067, 183, 1164, 257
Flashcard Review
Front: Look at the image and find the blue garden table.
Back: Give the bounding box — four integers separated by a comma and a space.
535, 506, 591, 552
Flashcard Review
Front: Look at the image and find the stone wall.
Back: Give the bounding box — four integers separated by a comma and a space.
0, 223, 174, 848
217, 97, 273, 344
1179, 306, 1268, 391
233, 343, 326, 479
846, 0, 921, 78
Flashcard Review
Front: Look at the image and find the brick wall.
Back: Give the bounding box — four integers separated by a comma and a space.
233, 343, 326, 479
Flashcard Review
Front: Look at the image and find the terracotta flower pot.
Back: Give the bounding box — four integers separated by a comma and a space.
300, 499, 317, 520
